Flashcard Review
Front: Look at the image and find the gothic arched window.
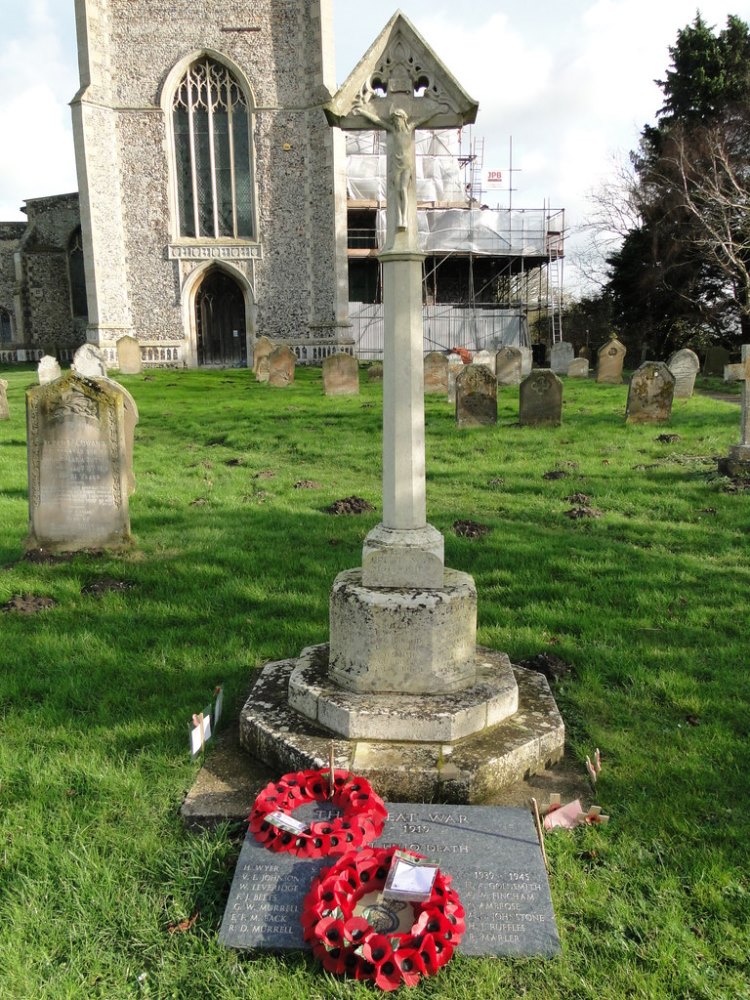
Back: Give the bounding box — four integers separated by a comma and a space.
68, 228, 88, 319
173, 57, 254, 240
0, 308, 12, 344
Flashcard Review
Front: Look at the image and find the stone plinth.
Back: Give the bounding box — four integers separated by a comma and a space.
288, 643, 518, 741
361, 523, 444, 589
328, 568, 476, 695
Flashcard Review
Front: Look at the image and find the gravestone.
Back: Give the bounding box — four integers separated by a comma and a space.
667, 348, 700, 398
724, 363, 745, 383
0, 380, 8, 421
38, 356, 62, 385
472, 349, 496, 375
703, 346, 730, 376
447, 353, 465, 403
102, 377, 139, 495
596, 338, 626, 384
220, 803, 559, 958
253, 336, 275, 383
625, 362, 675, 424
423, 351, 449, 395
116, 335, 142, 375
368, 362, 384, 382
519, 370, 563, 426
456, 365, 497, 427
518, 346, 533, 377
268, 346, 296, 387
26, 372, 130, 551
323, 353, 359, 396
578, 346, 591, 360
72, 343, 108, 378
495, 346, 523, 386
549, 341, 574, 374
567, 358, 589, 379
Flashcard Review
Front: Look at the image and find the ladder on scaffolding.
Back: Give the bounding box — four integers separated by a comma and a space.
546, 210, 564, 344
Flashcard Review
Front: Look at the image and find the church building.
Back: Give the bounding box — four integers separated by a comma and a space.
0, 0, 350, 368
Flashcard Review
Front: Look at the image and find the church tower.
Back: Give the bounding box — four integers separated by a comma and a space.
71, 0, 349, 367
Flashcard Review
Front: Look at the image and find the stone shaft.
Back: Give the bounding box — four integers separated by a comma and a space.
741, 345, 750, 446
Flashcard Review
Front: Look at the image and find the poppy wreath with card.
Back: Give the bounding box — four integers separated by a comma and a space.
248, 769, 388, 859
301, 846, 465, 991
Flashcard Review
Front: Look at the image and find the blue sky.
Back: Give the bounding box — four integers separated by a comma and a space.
3, 1, 750, 290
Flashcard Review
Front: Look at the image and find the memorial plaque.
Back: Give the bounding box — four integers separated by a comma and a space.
219, 803, 560, 957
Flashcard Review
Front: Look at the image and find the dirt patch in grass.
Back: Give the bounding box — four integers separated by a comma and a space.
324, 496, 375, 515
2, 594, 58, 614
81, 579, 135, 597
566, 492, 591, 505
543, 469, 568, 480
225, 458, 243, 467
253, 470, 276, 480
22, 548, 104, 565
488, 477, 505, 488
294, 480, 322, 490
656, 433, 681, 444
190, 497, 208, 507
452, 519, 490, 539
517, 651, 573, 682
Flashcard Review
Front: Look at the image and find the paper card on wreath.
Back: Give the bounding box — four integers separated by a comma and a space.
265, 812, 310, 836
382, 850, 439, 903
189, 707, 213, 757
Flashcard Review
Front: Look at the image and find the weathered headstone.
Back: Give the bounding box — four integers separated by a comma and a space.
625, 362, 675, 424
26, 372, 130, 551
116, 335, 142, 375
567, 358, 589, 379
549, 341, 574, 374
72, 343, 108, 379
456, 364, 497, 427
667, 348, 700, 398
447, 352, 465, 403
578, 346, 591, 360
724, 363, 745, 383
703, 346, 730, 376
472, 349, 496, 375
596, 338, 627, 384
367, 362, 384, 382
519, 369, 563, 426
220, 803, 560, 958
253, 336, 275, 383
267, 346, 296, 387
0, 380, 9, 421
518, 346, 533, 377
102, 377, 139, 495
423, 351, 449, 395
495, 346, 523, 386
322, 352, 359, 396
38, 356, 62, 385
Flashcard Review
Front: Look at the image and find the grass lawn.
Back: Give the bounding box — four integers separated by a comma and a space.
0, 364, 748, 999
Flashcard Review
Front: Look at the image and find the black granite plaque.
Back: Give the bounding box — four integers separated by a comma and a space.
219, 803, 560, 957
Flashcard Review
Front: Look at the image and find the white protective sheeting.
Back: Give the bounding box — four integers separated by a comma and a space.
376, 208, 550, 256
346, 130, 466, 204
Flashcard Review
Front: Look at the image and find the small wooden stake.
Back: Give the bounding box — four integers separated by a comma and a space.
530, 797, 549, 871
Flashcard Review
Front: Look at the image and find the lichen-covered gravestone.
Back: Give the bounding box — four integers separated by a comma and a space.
625, 362, 675, 424
72, 343, 108, 378
116, 335, 142, 375
596, 338, 627, 384
253, 336, 275, 383
456, 364, 497, 427
549, 341, 574, 374
703, 346, 730, 376
423, 351, 449, 395
38, 356, 62, 385
495, 346, 522, 386
0, 379, 9, 421
323, 353, 359, 396
567, 358, 589, 379
667, 348, 700, 398
268, 346, 296, 387
472, 349, 496, 374
519, 370, 563, 426
368, 362, 384, 382
26, 372, 130, 551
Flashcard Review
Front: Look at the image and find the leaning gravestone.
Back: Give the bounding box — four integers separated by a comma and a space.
0, 380, 8, 421
703, 346, 730, 376
472, 349, 496, 375
72, 343, 108, 378
447, 353, 465, 403
26, 372, 130, 551
253, 336, 275, 383
519, 370, 563, 426
38, 356, 62, 385
625, 362, 675, 424
423, 351, 449, 395
268, 346, 296, 387
116, 335, 142, 375
456, 364, 497, 427
220, 803, 559, 958
495, 346, 523, 386
596, 338, 627, 384
323, 353, 359, 396
667, 348, 700, 398
549, 341, 574, 374
567, 358, 589, 379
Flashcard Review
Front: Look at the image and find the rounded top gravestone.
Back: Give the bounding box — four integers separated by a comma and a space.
667, 348, 700, 398
625, 362, 676, 424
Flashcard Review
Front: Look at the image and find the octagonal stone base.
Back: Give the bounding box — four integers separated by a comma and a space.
289, 643, 518, 741
239, 649, 565, 804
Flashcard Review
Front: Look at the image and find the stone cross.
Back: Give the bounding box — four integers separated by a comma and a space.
325, 14, 477, 588
737, 345, 750, 446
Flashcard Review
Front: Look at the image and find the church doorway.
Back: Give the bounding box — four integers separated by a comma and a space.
195, 269, 247, 366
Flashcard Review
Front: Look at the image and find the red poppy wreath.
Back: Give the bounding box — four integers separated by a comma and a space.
301, 846, 465, 991
248, 769, 388, 859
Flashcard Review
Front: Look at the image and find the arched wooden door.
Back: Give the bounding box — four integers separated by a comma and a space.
195, 269, 247, 366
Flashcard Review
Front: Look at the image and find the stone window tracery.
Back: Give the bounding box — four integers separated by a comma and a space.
172, 58, 254, 240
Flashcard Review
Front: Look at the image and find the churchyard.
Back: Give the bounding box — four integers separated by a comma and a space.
0, 363, 749, 997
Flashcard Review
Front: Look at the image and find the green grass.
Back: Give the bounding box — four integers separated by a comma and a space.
1, 365, 749, 999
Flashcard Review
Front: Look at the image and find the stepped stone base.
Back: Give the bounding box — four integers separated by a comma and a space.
239, 647, 565, 804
